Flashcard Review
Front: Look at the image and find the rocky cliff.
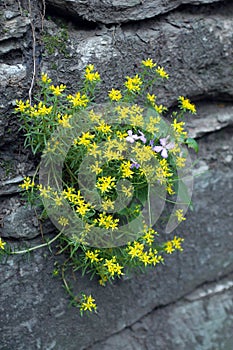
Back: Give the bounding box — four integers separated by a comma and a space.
0, 0, 233, 349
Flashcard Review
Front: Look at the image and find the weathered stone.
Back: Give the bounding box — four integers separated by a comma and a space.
0, 64, 27, 87
0, 197, 43, 239
46, 0, 225, 24
1, 0, 233, 349
0, 13, 30, 42
42, 1, 233, 108
0, 125, 233, 349
88, 274, 233, 350
187, 102, 233, 138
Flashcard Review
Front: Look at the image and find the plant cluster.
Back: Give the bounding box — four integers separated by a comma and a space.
0, 58, 197, 315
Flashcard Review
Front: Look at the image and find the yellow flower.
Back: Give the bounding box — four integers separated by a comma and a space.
96, 176, 116, 194
88, 142, 102, 157
127, 241, 144, 259
121, 161, 134, 178
121, 184, 133, 198
142, 228, 157, 245
108, 88, 122, 101
164, 241, 175, 254
85, 64, 100, 82
96, 213, 119, 230
179, 96, 196, 114
76, 201, 92, 216
19, 177, 35, 190
154, 104, 168, 114
41, 72, 52, 84
95, 121, 112, 134
85, 249, 101, 263
175, 209, 186, 223
49, 84, 66, 96
125, 74, 142, 92
0, 237, 6, 250
89, 109, 102, 123
172, 236, 184, 251
139, 252, 151, 266
15, 99, 30, 113
156, 66, 169, 79
67, 92, 89, 107
101, 199, 115, 211
172, 119, 187, 137
77, 131, 95, 147
85, 71, 100, 82
62, 187, 76, 201
80, 294, 97, 312
116, 130, 128, 140
142, 58, 156, 68
104, 256, 124, 276
57, 113, 71, 128
90, 161, 102, 175
176, 156, 186, 168
37, 184, 52, 198
147, 93, 156, 105
166, 183, 175, 195
58, 216, 69, 226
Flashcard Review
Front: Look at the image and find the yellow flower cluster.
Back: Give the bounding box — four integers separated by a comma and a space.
121, 161, 134, 178
41, 72, 52, 84
67, 92, 89, 107
85, 64, 100, 82
103, 256, 124, 277
175, 209, 186, 223
85, 249, 102, 263
57, 113, 71, 128
96, 176, 116, 194
49, 84, 66, 96
125, 74, 142, 92
127, 241, 164, 267
109, 88, 122, 101
0, 237, 6, 250
156, 66, 169, 79
179, 96, 196, 114
80, 294, 97, 312
142, 58, 156, 68
164, 236, 184, 254
95, 212, 119, 230
19, 177, 35, 190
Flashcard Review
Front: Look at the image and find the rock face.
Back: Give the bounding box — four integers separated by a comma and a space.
0, 0, 233, 349
46, 0, 225, 24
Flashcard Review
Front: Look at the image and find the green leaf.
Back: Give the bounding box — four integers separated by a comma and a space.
185, 138, 199, 153
178, 180, 192, 206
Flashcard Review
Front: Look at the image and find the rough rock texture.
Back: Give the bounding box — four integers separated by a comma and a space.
46, 0, 226, 24
0, 0, 233, 349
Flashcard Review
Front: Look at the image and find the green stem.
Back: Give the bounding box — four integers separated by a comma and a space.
11, 230, 63, 255
148, 184, 152, 227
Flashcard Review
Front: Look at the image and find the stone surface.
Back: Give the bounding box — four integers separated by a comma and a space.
88, 274, 233, 350
187, 101, 233, 138
42, 1, 233, 110
0, 126, 233, 349
46, 0, 225, 24
0, 0, 233, 349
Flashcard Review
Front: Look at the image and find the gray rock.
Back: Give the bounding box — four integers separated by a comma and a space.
0, 197, 41, 239
1, 0, 233, 349
187, 102, 233, 138
42, 1, 233, 108
0, 64, 27, 88
0, 127, 233, 349
0, 13, 30, 42
88, 274, 233, 350
46, 0, 225, 24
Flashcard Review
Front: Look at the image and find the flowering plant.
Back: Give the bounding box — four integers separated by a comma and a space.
0, 59, 197, 315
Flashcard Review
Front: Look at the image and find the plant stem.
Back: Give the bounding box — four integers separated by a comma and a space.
11, 231, 63, 255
